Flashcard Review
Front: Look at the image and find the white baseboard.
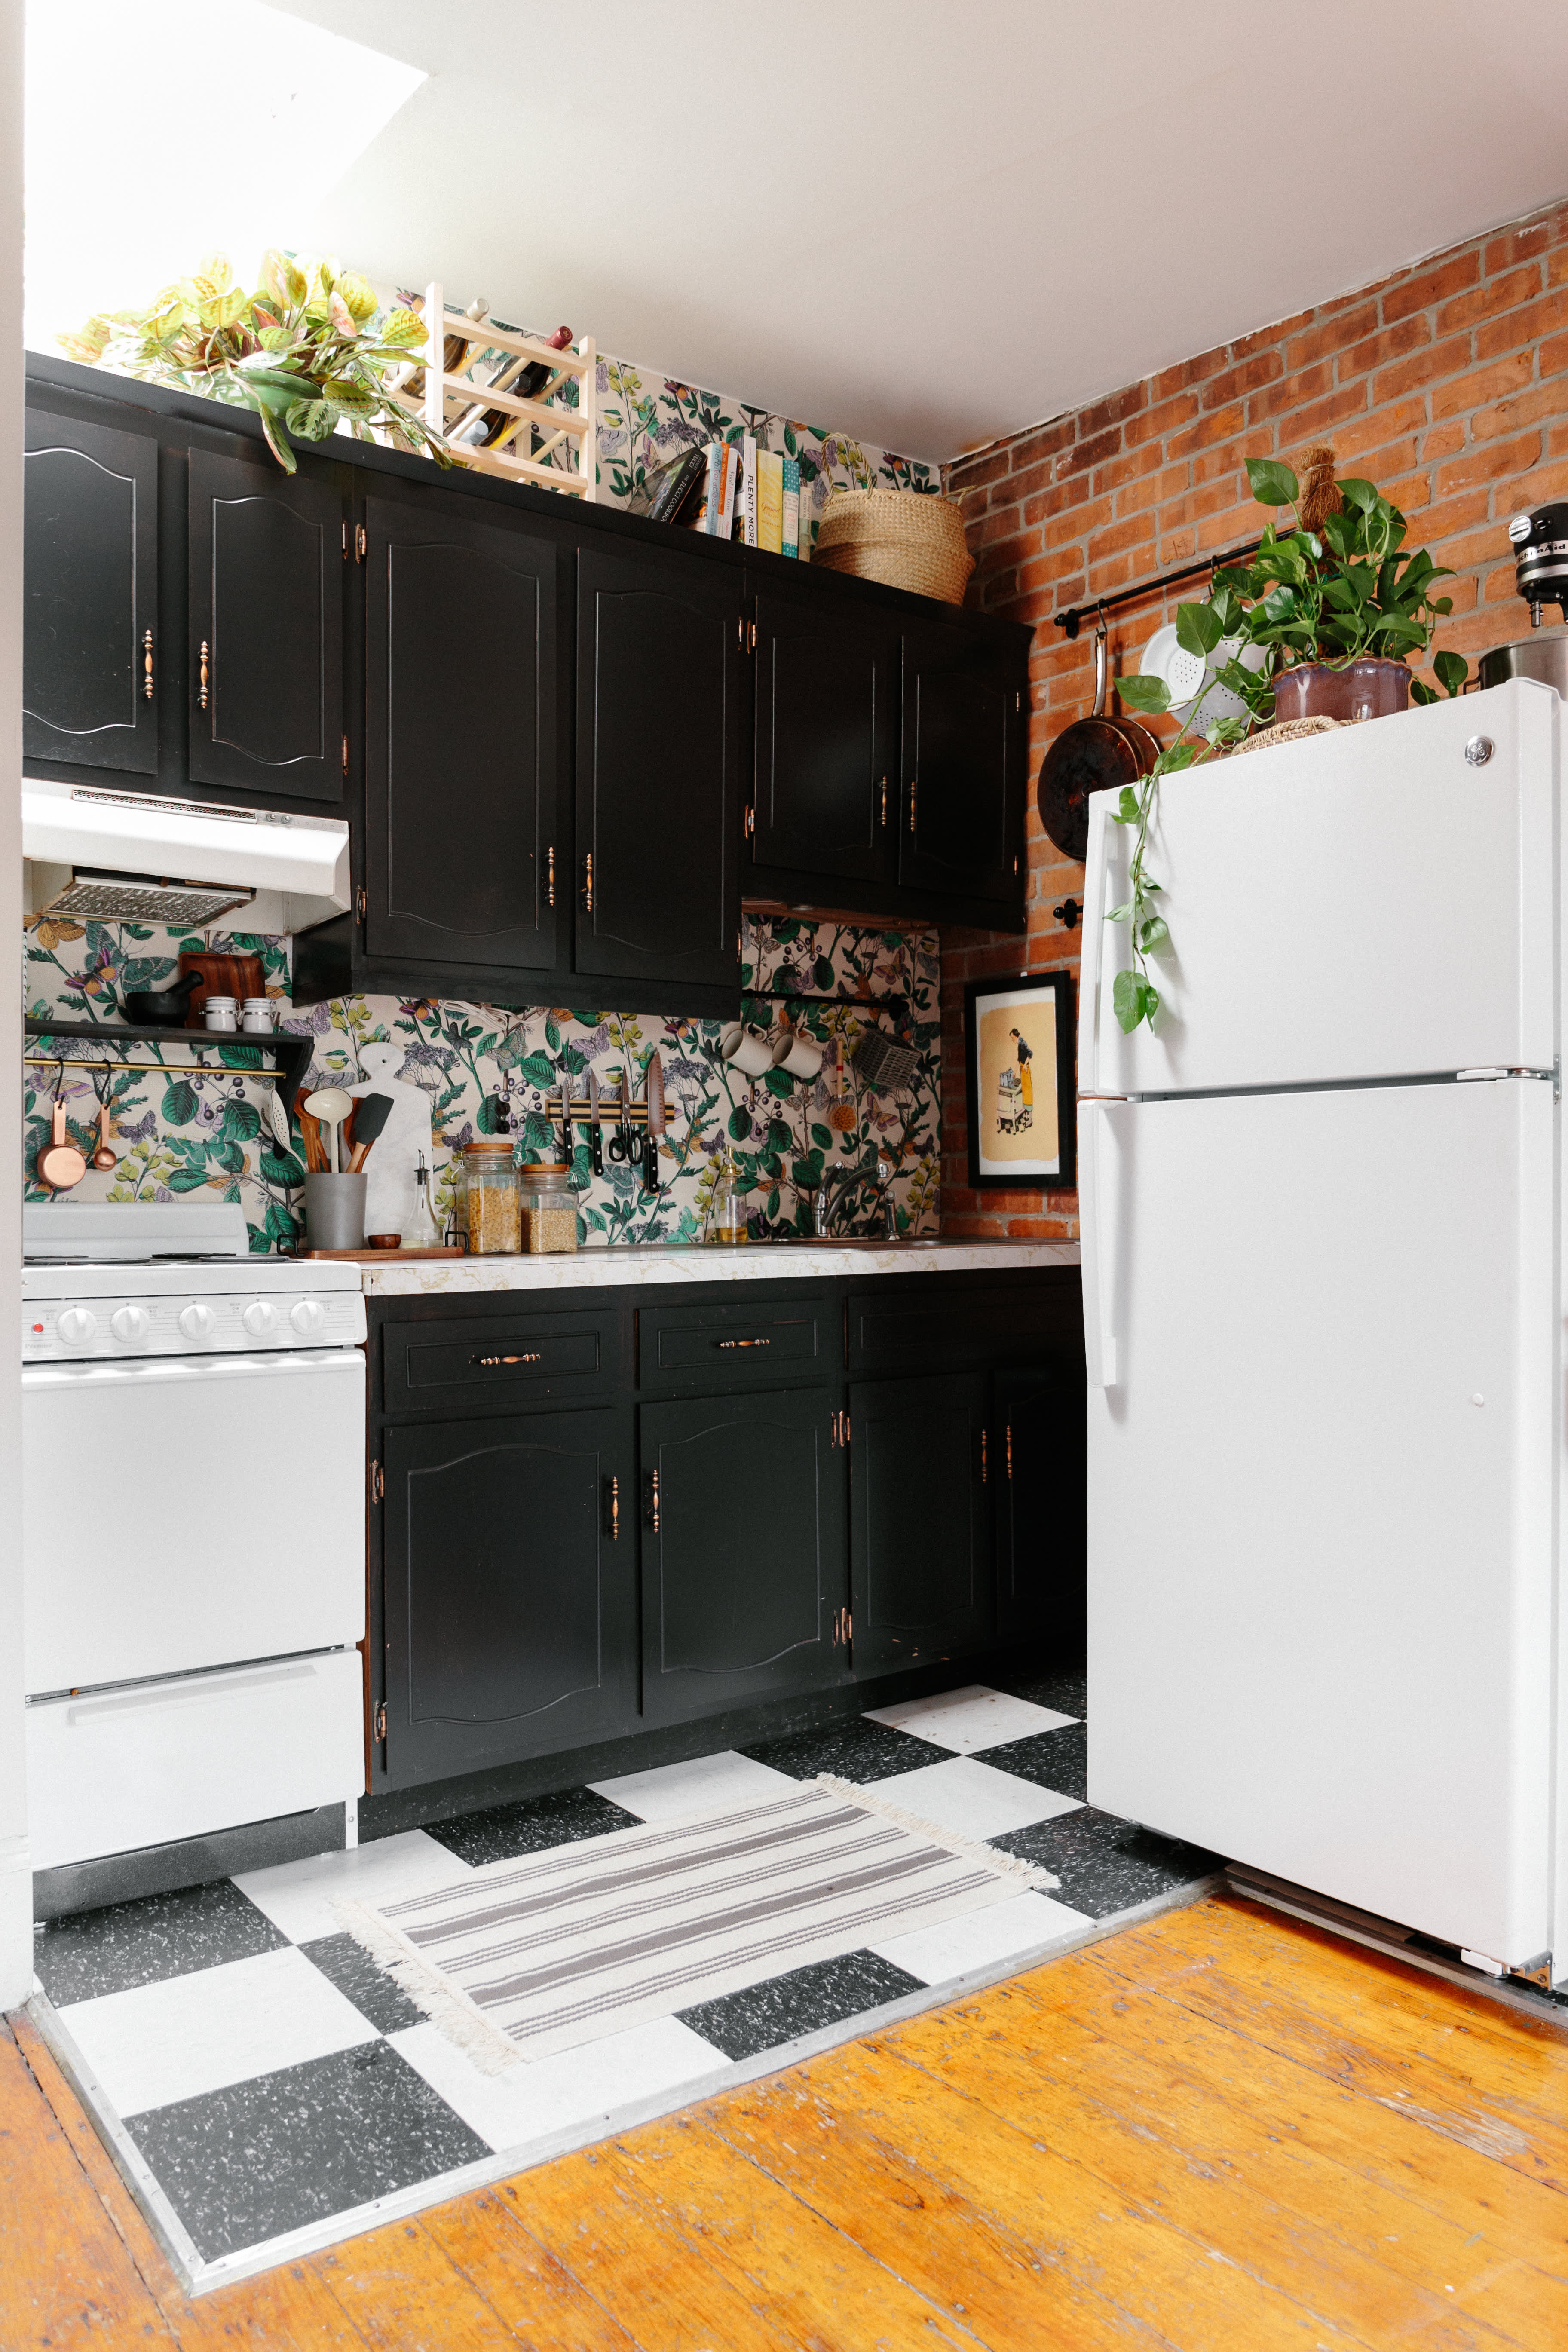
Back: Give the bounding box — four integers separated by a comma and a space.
0, 1834, 34, 2012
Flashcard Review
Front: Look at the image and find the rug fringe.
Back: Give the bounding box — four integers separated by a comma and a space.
813, 1774, 1061, 1890
332, 1898, 526, 2076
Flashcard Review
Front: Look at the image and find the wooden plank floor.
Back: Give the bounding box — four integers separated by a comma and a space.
5, 1893, 1568, 2349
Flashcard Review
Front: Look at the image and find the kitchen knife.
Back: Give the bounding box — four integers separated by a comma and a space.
588, 1068, 603, 1176
558, 1059, 573, 1166
643, 1051, 665, 1193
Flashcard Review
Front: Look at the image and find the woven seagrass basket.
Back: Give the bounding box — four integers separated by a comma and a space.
813, 488, 974, 605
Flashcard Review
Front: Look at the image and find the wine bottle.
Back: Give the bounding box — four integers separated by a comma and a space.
455, 326, 575, 451
405, 296, 489, 404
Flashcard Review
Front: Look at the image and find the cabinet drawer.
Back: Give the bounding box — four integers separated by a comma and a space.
848, 1277, 1080, 1374
383, 1308, 620, 1412
638, 1294, 834, 1389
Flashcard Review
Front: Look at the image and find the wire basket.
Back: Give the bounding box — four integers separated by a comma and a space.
852, 1028, 921, 1091
812, 489, 974, 606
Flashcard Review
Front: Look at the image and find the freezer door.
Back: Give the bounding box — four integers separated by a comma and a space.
1084, 1077, 1556, 1966
1079, 679, 1558, 1096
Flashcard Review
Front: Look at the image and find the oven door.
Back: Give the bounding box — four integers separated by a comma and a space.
22, 1348, 365, 1693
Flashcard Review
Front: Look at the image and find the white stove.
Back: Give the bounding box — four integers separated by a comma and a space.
22, 1200, 364, 1359
21, 1201, 367, 1883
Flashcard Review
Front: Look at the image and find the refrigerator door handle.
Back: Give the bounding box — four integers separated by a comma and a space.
1078, 797, 1112, 1090
1079, 1095, 1120, 1390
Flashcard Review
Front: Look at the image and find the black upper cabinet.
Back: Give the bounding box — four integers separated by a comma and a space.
187, 450, 344, 801
640, 1387, 843, 1723
748, 580, 897, 883
363, 492, 566, 974
381, 1405, 634, 1788
575, 544, 741, 993
899, 619, 1026, 905
849, 1371, 994, 1675
24, 411, 159, 775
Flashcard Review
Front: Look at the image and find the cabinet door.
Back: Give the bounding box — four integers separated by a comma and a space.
381, 1406, 634, 1787
899, 622, 1025, 904
576, 545, 741, 992
750, 583, 896, 880
187, 450, 344, 800
850, 1373, 993, 1674
364, 494, 565, 973
640, 1388, 842, 1724
996, 1366, 1086, 1652
24, 410, 158, 774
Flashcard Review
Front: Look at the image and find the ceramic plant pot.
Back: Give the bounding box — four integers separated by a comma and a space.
1273, 658, 1411, 726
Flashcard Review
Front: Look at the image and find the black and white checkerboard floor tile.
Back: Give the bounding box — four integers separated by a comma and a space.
31, 1672, 1219, 2284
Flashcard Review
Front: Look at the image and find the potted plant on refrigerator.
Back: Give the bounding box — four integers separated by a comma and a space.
1105, 447, 1470, 1035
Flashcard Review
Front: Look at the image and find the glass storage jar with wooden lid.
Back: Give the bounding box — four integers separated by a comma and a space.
461, 1140, 521, 1255
518, 1161, 578, 1253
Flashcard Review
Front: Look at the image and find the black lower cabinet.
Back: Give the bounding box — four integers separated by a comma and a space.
382, 1406, 634, 1787
996, 1366, 1086, 1649
849, 1373, 993, 1674
640, 1389, 844, 1724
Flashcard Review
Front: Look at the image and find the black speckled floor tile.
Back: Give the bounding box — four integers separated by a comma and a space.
126, 2041, 489, 2262
424, 1785, 640, 1868
676, 1948, 925, 2061
974, 1721, 1087, 1801
992, 1665, 1086, 1720
33, 1879, 287, 2007
298, 1933, 427, 2034
990, 1806, 1221, 1920
739, 1718, 947, 1784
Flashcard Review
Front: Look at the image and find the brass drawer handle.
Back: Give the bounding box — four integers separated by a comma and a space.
473, 1351, 543, 1367
646, 1467, 660, 1534
716, 1336, 770, 1350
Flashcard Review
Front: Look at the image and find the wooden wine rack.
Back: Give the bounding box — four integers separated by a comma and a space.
393, 281, 597, 500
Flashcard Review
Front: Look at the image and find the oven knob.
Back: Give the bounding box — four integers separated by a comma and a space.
178, 1303, 216, 1341
110, 1306, 151, 1344
57, 1307, 96, 1344
290, 1297, 328, 1336
241, 1300, 277, 1337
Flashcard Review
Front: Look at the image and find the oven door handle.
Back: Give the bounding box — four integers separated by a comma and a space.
22, 1349, 364, 1389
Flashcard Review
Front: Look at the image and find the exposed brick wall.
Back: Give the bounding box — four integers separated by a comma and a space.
939, 196, 1568, 1240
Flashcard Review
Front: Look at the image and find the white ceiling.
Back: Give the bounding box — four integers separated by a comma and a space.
40, 2, 1568, 462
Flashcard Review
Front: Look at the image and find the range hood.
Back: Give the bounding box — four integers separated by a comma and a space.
21, 778, 350, 936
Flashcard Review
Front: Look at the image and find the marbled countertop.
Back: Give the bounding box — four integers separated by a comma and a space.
358, 1238, 1080, 1297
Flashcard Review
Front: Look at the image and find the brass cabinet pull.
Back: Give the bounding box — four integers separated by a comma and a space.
646, 1467, 660, 1534
879, 776, 888, 828
582, 851, 594, 913
142, 630, 154, 700
908, 777, 917, 833
980, 1426, 989, 1483
473, 1351, 543, 1367
717, 1336, 769, 1350
198, 641, 210, 710
608, 1474, 620, 1541
546, 844, 556, 907
1005, 1422, 1013, 1481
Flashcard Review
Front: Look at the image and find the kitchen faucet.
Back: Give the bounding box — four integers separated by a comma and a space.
814, 1155, 901, 1240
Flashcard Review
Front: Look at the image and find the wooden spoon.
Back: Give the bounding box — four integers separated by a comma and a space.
303, 1086, 355, 1174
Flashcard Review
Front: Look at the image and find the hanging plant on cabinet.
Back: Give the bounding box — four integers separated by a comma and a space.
59, 251, 451, 474
1106, 448, 1470, 1035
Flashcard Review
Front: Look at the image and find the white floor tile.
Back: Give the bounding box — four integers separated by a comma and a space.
58, 1946, 376, 2118
234, 1829, 469, 1945
868, 1890, 1095, 1986
390, 2013, 727, 2153
865, 1684, 1078, 1752
865, 1755, 1083, 1842
588, 1749, 798, 1823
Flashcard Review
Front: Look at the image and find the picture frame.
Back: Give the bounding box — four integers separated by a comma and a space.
962, 968, 1076, 1191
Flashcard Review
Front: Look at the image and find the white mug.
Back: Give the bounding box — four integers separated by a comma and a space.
771, 1027, 824, 1081
720, 1022, 773, 1077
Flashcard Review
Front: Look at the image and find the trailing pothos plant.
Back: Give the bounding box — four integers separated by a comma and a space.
1105, 450, 1470, 1035
60, 251, 451, 475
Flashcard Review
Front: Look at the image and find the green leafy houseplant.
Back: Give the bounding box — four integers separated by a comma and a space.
1106, 451, 1470, 1034
60, 252, 450, 475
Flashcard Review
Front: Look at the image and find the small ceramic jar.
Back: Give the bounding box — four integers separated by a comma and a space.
241, 997, 273, 1035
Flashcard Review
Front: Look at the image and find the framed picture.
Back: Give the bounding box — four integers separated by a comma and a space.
963, 969, 1076, 1191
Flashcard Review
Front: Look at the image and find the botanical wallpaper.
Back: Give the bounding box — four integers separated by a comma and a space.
23, 916, 940, 1254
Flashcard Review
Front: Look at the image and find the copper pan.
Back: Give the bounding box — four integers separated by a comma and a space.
1037, 621, 1159, 864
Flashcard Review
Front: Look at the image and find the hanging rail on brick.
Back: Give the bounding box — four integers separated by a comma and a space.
388, 283, 598, 501
1053, 534, 1263, 638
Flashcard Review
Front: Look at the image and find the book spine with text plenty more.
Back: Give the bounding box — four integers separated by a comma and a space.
781, 457, 800, 560
741, 435, 759, 546
758, 450, 784, 554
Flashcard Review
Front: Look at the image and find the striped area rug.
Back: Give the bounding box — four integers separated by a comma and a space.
337, 1775, 1057, 2070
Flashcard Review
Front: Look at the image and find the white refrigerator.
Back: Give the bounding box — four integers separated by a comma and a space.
1078, 676, 1567, 1987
